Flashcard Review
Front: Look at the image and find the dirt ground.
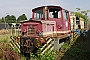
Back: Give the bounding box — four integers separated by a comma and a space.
0, 42, 21, 60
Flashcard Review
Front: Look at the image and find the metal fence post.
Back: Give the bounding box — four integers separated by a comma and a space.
54, 37, 59, 52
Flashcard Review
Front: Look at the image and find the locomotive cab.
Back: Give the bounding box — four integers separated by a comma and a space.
32, 6, 71, 34
32, 6, 63, 20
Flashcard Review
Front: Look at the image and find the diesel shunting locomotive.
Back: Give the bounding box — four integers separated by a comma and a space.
20, 5, 71, 55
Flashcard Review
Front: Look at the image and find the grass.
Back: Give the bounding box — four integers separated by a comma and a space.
61, 34, 90, 60
0, 29, 89, 60
0, 29, 10, 59
0, 29, 10, 43
0, 29, 10, 35
0, 35, 10, 43
0, 35, 10, 51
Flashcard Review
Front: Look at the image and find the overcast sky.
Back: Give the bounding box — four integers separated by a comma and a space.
0, 0, 90, 19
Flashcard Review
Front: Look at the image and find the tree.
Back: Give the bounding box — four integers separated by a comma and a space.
21, 14, 27, 20
76, 7, 81, 11
2, 17, 4, 22
0, 18, 2, 22
17, 14, 27, 22
29, 18, 32, 20
10, 15, 16, 23
5, 15, 16, 23
0, 17, 5, 22
5, 15, 11, 23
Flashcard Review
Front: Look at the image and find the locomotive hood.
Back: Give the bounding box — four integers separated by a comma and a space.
21, 20, 56, 33
21, 20, 56, 24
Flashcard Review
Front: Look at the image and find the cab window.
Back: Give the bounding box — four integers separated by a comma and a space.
49, 8, 61, 18
62, 10, 68, 20
34, 9, 43, 20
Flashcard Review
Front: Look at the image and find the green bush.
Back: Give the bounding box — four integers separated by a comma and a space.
28, 50, 56, 60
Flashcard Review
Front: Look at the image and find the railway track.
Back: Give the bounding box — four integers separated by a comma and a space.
8, 30, 85, 60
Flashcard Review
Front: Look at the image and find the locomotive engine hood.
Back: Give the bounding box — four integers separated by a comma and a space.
21, 19, 56, 38
21, 20, 56, 24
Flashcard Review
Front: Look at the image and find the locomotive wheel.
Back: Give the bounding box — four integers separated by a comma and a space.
39, 37, 46, 45
24, 39, 33, 53
34, 38, 41, 48
34, 37, 46, 48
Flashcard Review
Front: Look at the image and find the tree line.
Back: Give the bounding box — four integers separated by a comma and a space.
0, 14, 30, 23
0, 8, 89, 24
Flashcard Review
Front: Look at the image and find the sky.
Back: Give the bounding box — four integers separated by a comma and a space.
0, 0, 90, 19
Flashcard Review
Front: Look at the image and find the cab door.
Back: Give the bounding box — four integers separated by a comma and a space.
62, 10, 70, 31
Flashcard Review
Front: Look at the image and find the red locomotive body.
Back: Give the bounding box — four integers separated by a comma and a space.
20, 6, 71, 58
21, 6, 71, 37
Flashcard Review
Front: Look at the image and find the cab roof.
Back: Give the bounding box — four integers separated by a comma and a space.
32, 5, 69, 12
32, 6, 61, 11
